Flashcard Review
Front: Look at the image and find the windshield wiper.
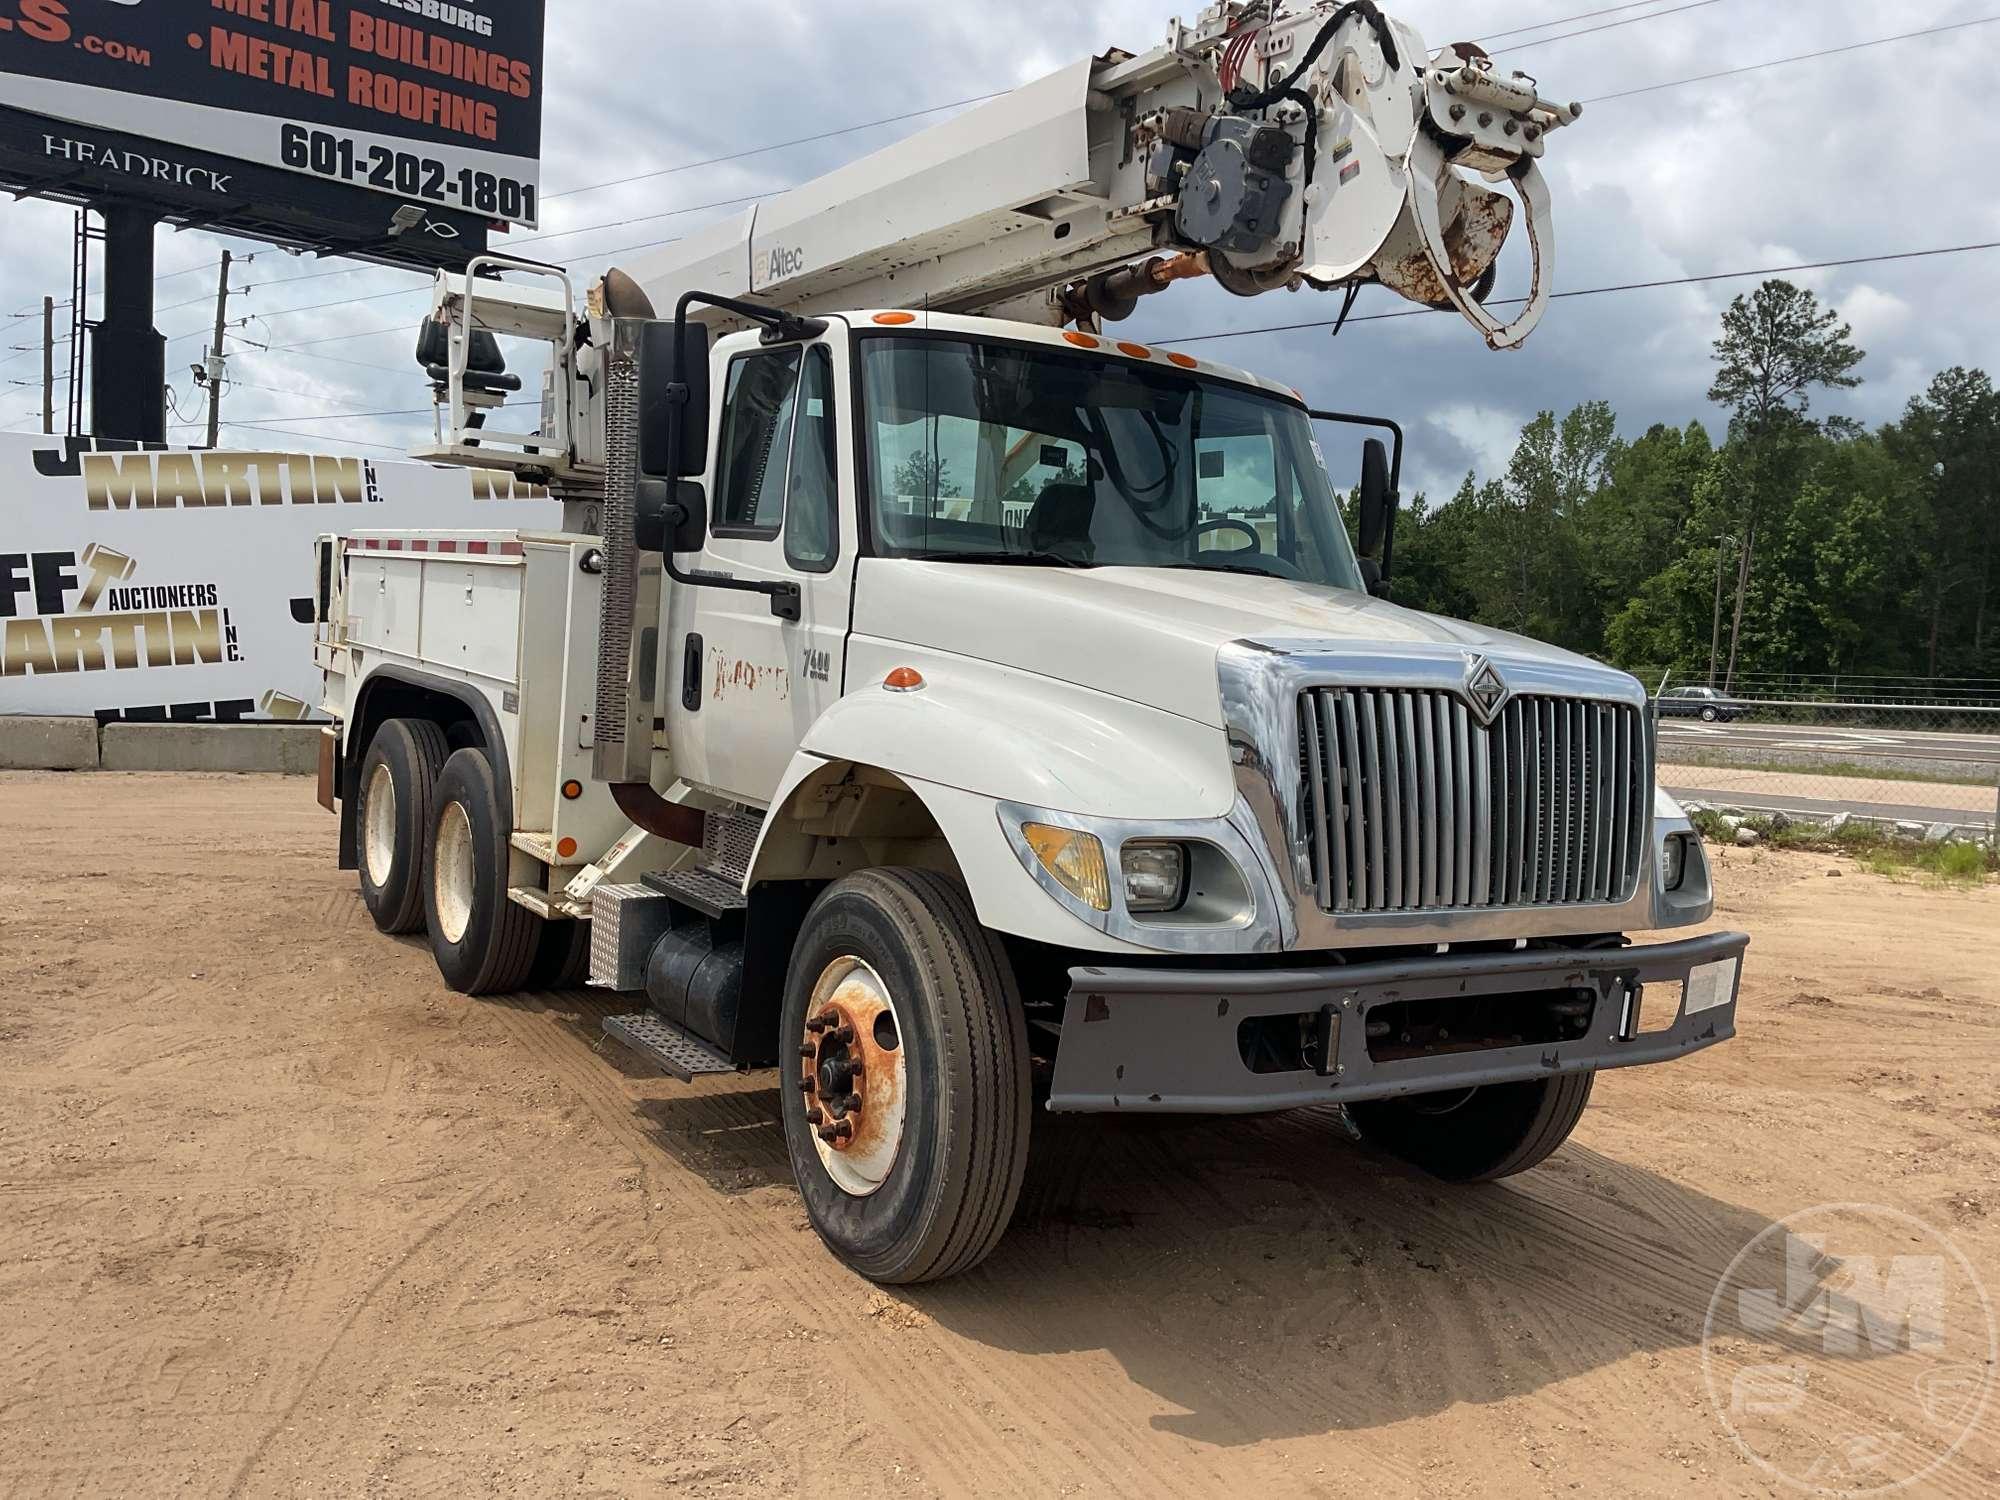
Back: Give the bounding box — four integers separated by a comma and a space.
910, 549, 1095, 569
1160, 560, 1284, 577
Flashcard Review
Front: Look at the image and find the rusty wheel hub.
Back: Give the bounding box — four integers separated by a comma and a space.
799, 956, 905, 1196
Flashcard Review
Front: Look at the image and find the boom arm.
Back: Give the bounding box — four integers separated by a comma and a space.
622, 0, 1580, 348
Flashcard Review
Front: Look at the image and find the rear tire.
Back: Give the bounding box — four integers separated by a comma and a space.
780, 868, 1031, 1284
356, 717, 448, 935
423, 747, 540, 995
529, 917, 592, 990
1699, 705, 1719, 722
1346, 1072, 1594, 1182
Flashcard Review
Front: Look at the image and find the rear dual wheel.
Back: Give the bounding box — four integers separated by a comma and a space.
1345, 1071, 1595, 1182
423, 747, 543, 995
357, 718, 449, 934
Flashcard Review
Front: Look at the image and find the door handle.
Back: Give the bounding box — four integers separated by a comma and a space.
681, 633, 703, 711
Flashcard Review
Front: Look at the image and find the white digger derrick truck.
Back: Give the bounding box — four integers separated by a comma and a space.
314, 1, 1746, 1283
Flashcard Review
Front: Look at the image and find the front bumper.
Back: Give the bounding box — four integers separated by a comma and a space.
1047, 930, 1747, 1113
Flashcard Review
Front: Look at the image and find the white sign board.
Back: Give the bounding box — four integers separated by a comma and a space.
0, 430, 556, 722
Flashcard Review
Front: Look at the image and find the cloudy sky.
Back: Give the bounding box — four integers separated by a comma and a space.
1, 0, 1994, 503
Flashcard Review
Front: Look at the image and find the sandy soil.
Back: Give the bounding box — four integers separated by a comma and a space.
2, 771, 1997, 1498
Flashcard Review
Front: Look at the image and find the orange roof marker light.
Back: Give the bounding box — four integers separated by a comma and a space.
873, 311, 918, 325
883, 666, 925, 693
1062, 330, 1100, 349
561, 779, 583, 800
556, 837, 579, 860
1116, 341, 1152, 359
1166, 351, 1198, 369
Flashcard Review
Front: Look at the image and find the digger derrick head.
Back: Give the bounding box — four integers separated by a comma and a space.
1151, 5, 1580, 350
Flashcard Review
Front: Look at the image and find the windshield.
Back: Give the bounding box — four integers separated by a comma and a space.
858, 335, 1365, 589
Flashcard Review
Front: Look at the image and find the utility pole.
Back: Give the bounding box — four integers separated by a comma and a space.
40, 296, 54, 435
204, 249, 232, 449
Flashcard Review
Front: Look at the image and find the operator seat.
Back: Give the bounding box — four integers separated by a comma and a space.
1023, 481, 1096, 561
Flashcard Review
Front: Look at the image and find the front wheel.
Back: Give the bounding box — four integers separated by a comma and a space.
1699, 706, 1719, 722
1345, 1072, 1594, 1182
780, 868, 1031, 1284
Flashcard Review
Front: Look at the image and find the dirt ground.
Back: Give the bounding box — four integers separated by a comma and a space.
2, 772, 1997, 1498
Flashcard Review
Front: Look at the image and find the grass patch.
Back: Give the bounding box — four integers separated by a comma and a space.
1690, 809, 1997, 883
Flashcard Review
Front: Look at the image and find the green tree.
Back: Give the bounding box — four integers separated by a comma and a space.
1706, 279, 1865, 690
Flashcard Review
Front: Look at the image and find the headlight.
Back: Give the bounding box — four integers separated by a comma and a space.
1663, 832, 1689, 892
1022, 823, 1110, 911
1121, 841, 1187, 912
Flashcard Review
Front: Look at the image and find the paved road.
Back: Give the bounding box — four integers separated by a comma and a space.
1655, 718, 2000, 766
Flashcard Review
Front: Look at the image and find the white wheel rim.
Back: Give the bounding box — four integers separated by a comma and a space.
362, 762, 398, 887
799, 956, 908, 1198
432, 801, 476, 945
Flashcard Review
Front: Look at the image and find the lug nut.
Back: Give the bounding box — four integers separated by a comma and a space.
806, 1018, 827, 1034
797, 1076, 815, 1093
817, 1125, 837, 1142
834, 1120, 853, 1140
806, 1106, 824, 1126
837, 1024, 856, 1045
799, 1044, 816, 1059
846, 1094, 863, 1114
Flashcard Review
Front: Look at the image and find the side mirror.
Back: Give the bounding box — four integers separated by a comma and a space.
637, 318, 710, 480
1357, 437, 1393, 558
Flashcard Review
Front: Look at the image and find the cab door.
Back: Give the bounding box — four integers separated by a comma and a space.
667, 325, 851, 805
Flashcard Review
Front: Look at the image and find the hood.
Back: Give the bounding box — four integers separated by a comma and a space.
850, 559, 1623, 727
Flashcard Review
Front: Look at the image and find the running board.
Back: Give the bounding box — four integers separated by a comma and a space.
603, 1011, 737, 1080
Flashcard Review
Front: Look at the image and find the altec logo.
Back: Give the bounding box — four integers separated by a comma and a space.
766, 245, 805, 283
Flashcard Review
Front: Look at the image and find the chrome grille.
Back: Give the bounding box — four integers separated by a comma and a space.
1299, 687, 1648, 913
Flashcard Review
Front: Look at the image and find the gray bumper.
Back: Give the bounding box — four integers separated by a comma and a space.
1047, 930, 1748, 1114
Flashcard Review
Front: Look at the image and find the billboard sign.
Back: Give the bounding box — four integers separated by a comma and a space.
0, 429, 558, 722
0, 0, 545, 265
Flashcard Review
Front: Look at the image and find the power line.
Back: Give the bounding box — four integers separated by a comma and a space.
1495, 0, 1730, 53
1158, 242, 2000, 346
1582, 13, 2000, 102
1476, 1, 1685, 46
223, 397, 536, 426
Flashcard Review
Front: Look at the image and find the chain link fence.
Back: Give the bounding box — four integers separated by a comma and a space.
1646, 676, 2000, 851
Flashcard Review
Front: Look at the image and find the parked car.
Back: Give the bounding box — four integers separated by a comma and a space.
1656, 686, 1749, 722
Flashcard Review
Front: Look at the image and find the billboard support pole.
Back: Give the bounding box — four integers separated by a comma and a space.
88, 203, 166, 444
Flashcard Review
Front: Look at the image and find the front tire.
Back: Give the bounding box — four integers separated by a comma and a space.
1346, 1072, 1594, 1182
780, 869, 1030, 1284
1699, 705, 1719, 722
356, 717, 449, 934
423, 747, 540, 995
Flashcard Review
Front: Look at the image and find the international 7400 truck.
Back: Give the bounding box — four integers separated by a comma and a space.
313, 1, 1746, 1282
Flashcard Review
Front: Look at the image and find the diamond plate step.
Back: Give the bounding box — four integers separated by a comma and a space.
603, 1011, 736, 1080
642, 863, 747, 918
